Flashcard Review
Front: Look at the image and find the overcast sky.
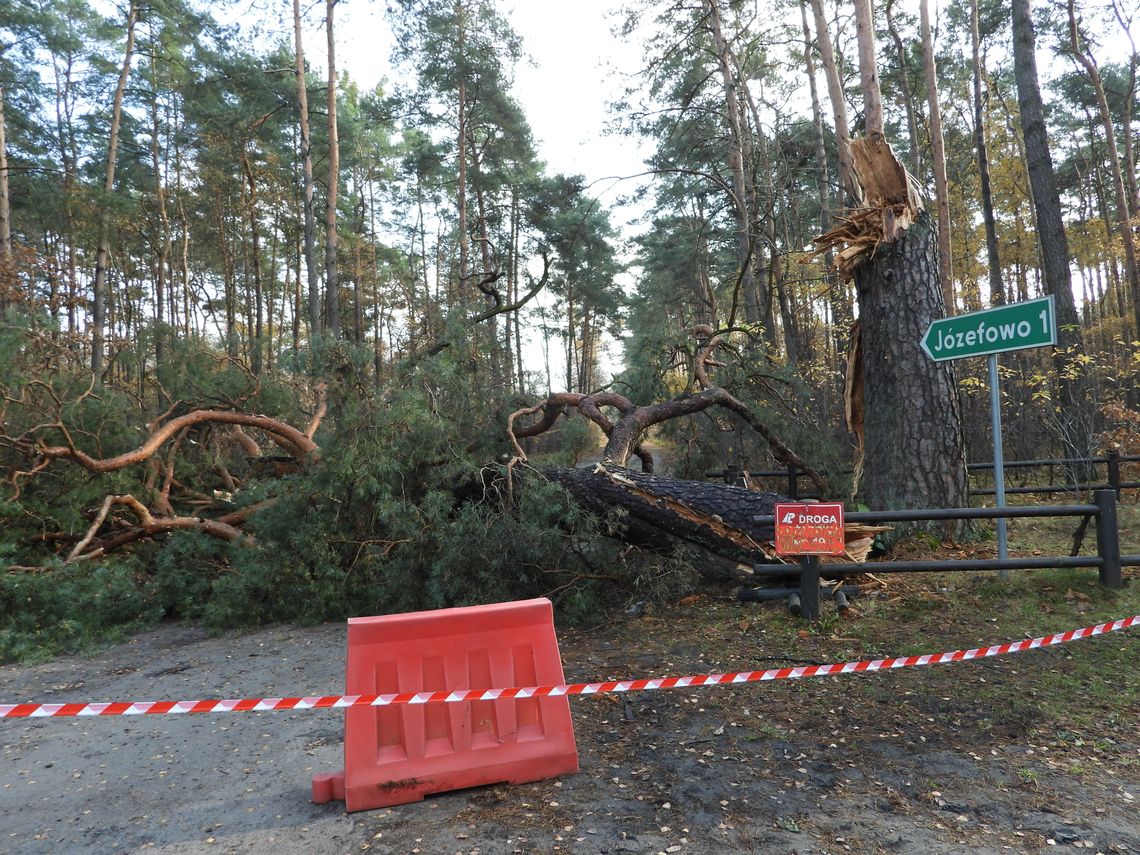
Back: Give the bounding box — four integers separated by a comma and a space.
288, 0, 653, 222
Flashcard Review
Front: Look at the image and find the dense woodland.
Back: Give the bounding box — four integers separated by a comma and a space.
0, 0, 1137, 656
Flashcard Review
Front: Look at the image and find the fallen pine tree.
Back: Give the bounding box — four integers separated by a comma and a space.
3, 327, 878, 585
506, 326, 885, 573
541, 463, 885, 574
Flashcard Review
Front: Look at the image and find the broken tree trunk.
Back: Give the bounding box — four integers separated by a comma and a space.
541, 464, 886, 572
545, 464, 783, 562
811, 1, 968, 529
503, 326, 884, 572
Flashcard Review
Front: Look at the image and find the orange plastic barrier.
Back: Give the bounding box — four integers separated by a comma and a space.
311, 598, 579, 811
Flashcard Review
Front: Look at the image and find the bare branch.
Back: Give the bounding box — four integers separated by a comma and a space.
67, 494, 117, 561
65, 493, 253, 563
305, 383, 328, 439
509, 327, 827, 493
33, 409, 319, 475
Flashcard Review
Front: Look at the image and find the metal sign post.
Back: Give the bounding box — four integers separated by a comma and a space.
921, 296, 1057, 578
988, 354, 1009, 577
774, 503, 846, 620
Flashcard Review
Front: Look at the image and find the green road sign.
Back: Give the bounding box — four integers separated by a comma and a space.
921, 295, 1057, 362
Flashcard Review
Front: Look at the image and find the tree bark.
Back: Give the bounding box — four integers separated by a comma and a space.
836, 0, 968, 521
0, 83, 11, 317
49, 45, 81, 335
810, 0, 859, 205
800, 1, 851, 359
324, 0, 341, 337
854, 211, 968, 517
293, 0, 321, 338
971, 0, 1004, 307
0, 85, 10, 255
545, 465, 784, 563
853, 0, 883, 136
1067, 0, 1140, 339
706, 0, 759, 327
1111, 1, 1140, 218
884, 0, 921, 178
241, 147, 265, 375
455, 1, 469, 293
147, 46, 171, 369
920, 0, 953, 312
1011, 0, 1091, 462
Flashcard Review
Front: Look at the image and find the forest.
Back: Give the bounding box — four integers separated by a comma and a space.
0, 0, 1137, 659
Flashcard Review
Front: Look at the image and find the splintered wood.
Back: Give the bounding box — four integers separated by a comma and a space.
836, 523, 889, 564
814, 133, 925, 281
844, 321, 865, 498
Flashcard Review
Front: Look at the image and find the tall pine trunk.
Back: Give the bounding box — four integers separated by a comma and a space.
241, 148, 264, 375
50, 50, 81, 335
972, 0, 1004, 307
1012, 0, 1092, 464
810, 0, 858, 205
800, 0, 850, 359
1067, 0, 1140, 339
847, 0, 967, 519
854, 212, 967, 515
920, 0, 953, 312
884, 0, 921, 178
0, 84, 11, 317
293, 0, 321, 338
324, 0, 341, 337
455, 1, 469, 293
706, 0, 759, 326
148, 41, 171, 371
91, 0, 138, 381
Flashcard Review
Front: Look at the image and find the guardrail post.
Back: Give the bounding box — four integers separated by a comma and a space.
1094, 489, 1122, 589
799, 555, 820, 620
787, 464, 799, 499
1107, 450, 1121, 498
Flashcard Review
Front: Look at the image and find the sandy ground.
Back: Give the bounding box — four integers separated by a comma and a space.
1, 600, 1138, 855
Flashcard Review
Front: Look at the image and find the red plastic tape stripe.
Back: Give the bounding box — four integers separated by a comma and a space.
2, 614, 1136, 719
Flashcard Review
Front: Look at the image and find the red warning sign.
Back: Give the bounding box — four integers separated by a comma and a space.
774, 503, 846, 556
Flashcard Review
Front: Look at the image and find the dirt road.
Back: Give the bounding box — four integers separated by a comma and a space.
2, 594, 1137, 854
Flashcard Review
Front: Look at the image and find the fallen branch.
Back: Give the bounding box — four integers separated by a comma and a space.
305, 383, 328, 440
30, 409, 319, 476
509, 327, 826, 493
66, 493, 253, 563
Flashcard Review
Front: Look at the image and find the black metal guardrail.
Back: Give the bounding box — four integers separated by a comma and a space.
967, 450, 1140, 497
749, 489, 1137, 621
710, 450, 1140, 500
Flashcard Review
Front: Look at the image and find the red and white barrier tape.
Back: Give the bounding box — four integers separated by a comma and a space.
2, 614, 1136, 719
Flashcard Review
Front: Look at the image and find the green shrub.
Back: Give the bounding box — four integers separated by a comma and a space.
0, 560, 161, 662
149, 530, 233, 620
